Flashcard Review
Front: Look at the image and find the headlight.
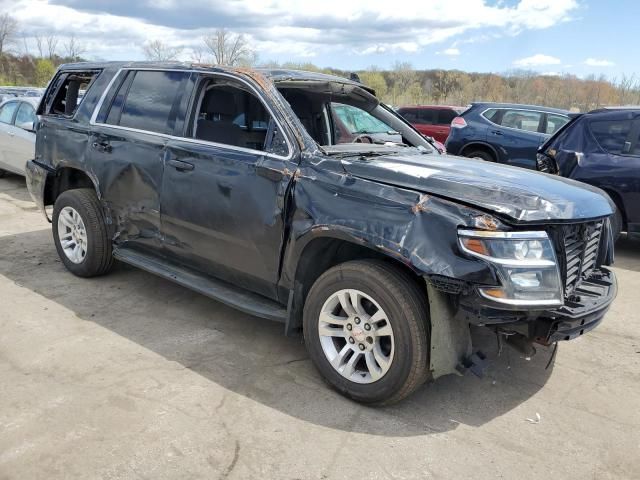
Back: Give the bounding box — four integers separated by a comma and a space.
458, 230, 563, 306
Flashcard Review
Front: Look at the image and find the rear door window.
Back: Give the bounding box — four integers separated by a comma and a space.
589, 118, 633, 154
417, 109, 437, 125
437, 109, 458, 125
116, 70, 189, 135
545, 114, 569, 135
501, 109, 543, 132
0, 101, 18, 124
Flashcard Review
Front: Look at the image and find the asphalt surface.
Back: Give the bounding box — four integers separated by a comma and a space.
1, 174, 639, 479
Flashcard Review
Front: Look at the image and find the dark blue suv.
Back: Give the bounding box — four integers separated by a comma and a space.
446, 102, 571, 169
537, 108, 640, 238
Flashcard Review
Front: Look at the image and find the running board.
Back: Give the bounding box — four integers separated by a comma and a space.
113, 248, 288, 322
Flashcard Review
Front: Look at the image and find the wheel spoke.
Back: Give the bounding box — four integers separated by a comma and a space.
364, 351, 383, 381
318, 324, 346, 338
369, 309, 386, 324
341, 351, 360, 378
373, 343, 391, 373
72, 244, 82, 263
349, 291, 367, 316
375, 323, 393, 337
337, 291, 357, 316
331, 344, 352, 370
60, 239, 74, 249
319, 310, 348, 326
59, 211, 74, 228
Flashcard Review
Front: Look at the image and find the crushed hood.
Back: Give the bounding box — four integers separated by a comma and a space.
341, 153, 615, 223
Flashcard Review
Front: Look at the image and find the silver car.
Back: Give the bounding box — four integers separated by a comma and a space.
0, 97, 39, 177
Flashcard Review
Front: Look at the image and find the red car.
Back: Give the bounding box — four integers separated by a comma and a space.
397, 105, 466, 143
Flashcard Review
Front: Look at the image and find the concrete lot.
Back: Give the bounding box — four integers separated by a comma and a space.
0, 174, 639, 480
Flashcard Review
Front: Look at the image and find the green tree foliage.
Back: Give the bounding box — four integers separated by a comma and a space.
34, 58, 55, 87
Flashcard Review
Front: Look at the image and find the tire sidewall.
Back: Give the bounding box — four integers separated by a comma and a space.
52, 190, 103, 276
466, 150, 494, 162
304, 267, 422, 404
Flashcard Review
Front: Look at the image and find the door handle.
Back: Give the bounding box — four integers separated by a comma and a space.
490, 130, 503, 136
167, 159, 194, 172
255, 164, 285, 181
92, 140, 112, 153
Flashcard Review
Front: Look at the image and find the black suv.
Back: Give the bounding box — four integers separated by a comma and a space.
26, 62, 617, 405
537, 108, 640, 239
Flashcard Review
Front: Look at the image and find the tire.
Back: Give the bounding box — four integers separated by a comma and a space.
464, 149, 495, 162
611, 207, 624, 242
303, 260, 430, 405
52, 188, 114, 277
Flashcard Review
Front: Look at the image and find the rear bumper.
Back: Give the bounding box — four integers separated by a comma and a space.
457, 268, 616, 342
25, 159, 51, 222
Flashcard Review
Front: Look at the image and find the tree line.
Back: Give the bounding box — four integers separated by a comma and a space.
1, 11, 639, 112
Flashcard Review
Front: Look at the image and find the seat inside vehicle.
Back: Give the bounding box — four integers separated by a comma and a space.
195, 83, 270, 151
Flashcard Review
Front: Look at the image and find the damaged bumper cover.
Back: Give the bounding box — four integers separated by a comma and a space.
25, 159, 51, 222
454, 267, 616, 343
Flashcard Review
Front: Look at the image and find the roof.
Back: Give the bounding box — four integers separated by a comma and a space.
57, 61, 363, 88
0, 96, 41, 108
470, 101, 569, 115
396, 105, 466, 110
587, 106, 640, 114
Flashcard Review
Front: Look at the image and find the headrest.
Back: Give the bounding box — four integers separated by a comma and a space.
203, 89, 237, 116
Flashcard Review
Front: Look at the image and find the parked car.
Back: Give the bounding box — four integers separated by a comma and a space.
0, 97, 39, 177
396, 105, 465, 143
537, 107, 640, 239
445, 102, 571, 169
27, 63, 616, 405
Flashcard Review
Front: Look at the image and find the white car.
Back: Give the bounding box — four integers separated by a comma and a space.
0, 97, 39, 177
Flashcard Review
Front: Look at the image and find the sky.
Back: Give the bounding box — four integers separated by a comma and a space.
3, 0, 638, 79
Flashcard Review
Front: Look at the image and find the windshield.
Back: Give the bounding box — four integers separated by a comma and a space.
332, 103, 394, 135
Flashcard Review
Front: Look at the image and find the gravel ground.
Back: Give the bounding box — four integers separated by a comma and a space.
1, 174, 639, 479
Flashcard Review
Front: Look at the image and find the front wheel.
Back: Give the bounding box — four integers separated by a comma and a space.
303, 260, 430, 405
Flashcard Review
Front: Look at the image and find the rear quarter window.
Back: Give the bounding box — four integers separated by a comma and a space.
437, 109, 458, 125
589, 119, 633, 155
44, 70, 101, 117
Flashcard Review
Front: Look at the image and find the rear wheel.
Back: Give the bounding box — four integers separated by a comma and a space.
303, 260, 430, 405
52, 188, 114, 277
465, 149, 495, 162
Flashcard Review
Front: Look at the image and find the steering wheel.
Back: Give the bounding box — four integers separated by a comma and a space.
352, 134, 374, 144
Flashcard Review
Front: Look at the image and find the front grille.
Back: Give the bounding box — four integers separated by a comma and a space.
558, 221, 604, 297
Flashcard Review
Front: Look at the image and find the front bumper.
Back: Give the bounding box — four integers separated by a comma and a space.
457, 268, 617, 343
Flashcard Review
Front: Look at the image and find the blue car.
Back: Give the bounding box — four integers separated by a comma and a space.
537, 107, 640, 239
445, 102, 571, 169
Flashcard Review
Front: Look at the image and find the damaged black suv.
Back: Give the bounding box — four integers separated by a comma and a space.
27, 62, 617, 405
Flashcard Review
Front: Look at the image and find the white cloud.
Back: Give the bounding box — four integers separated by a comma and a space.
6, 0, 580, 62
513, 54, 562, 67
584, 58, 615, 67
438, 47, 460, 56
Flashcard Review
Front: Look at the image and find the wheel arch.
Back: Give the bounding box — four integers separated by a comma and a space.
44, 166, 99, 207
460, 142, 499, 161
282, 228, 427, 335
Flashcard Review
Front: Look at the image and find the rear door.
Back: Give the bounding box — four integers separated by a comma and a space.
488, 108, 545, 168
89, 69, 192, 254
434, 108, 458, 143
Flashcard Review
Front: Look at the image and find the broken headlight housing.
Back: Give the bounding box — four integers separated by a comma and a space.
458, 229, 563, 307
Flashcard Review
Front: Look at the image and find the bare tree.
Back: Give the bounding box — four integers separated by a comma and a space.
45, 34, 58, 60
202, 28, 255, 66
34, 34, 45, 58
142, 39, 183, 61
0, 13, 19, 56
190, 45, 207, 64
64, 34, 86, 61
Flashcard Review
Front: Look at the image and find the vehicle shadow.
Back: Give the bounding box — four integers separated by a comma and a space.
0, 174, 36, 207
614, 234, 640, 272
0, 228, 556, 437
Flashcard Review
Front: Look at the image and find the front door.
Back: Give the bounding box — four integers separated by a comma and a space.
161, 73, 297, 299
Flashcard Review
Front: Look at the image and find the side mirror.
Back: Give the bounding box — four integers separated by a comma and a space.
17, 121, 34, 132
